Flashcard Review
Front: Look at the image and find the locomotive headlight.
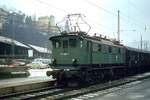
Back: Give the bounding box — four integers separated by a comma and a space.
51, 58, 56, 64
72, 58, 77, 64
72, 58, 76, 62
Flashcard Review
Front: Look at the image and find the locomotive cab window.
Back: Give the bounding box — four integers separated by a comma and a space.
102, 45, 107, 53
108, 46, 112, 53
93, 43, 99, 52
98, 44, 102, 51
52, 40, 61, 48
63, 40, 68, 48
118, 48, 121, 54
69, 39, 77, 48
86, 41, 89, 49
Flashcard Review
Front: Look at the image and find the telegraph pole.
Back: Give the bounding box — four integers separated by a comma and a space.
11, 13, 15, 59
141, 35, 142, 50
117, 10, 120, 42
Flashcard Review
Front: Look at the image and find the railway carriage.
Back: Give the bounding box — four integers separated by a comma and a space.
125, 47, 150, 74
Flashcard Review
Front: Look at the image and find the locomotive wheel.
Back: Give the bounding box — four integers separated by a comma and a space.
78, 71, 93, 85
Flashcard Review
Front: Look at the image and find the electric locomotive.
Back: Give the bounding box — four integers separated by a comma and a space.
47, 14, 150, 85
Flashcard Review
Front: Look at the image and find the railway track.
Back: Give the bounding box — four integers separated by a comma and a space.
47, 74, 150, 100
1, 72, 150, 100
0, 85, 64, 100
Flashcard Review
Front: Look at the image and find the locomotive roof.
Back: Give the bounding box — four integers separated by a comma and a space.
50, 32, 124, 48
82, 35, 124, 48
50, 32, 150, 54
125, 46, 150, 54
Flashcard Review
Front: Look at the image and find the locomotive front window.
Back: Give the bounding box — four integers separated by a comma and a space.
69, 39, 76, 47
63, 40, 68, 48
52, 40, 61, 48
109, 46, 112, 53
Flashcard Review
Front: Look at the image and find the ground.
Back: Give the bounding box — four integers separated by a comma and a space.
72, 78, 150, 100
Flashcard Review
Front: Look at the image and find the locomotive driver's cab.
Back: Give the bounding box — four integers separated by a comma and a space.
50, 34, 84, 66
51, 36, 78, 50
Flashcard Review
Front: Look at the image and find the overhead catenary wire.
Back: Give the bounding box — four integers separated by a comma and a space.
33, 0, 115, 33
32, 0, 119, 40
33, 0, 149, 50
128, 0, 146, 25
34, 0, 147, 33
84, 0, 117, 17
41, 0, 115, 31
120, 12, 147, 31
84, 0, 147, 32
33, 0, 68, 14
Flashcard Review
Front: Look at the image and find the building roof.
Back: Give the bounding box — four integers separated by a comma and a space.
28, 44, 51, 53
0, 8, 9, 16
0, 35, 29, 48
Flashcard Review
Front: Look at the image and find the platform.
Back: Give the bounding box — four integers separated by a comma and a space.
0, 66, 30, 78
81, 77, 150, 100
71, 72, 150, 100
0, 77, 54, 96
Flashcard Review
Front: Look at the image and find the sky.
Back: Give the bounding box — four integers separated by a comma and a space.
1, 0, 150, 49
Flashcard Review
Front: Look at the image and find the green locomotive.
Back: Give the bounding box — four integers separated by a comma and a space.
50, 32, 125, 67
47, 14, 150, 85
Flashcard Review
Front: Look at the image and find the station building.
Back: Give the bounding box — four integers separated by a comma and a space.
0, 35, 51, 59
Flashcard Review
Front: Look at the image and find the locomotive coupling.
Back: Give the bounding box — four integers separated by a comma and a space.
46, 69, 60, 76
